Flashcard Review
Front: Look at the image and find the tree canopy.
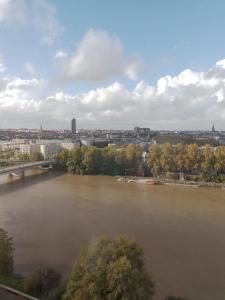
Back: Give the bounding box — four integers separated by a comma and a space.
63, 236, 155, 300
0, 228, 14, 276
56, 143, 225, 182
24, 266, 61, 298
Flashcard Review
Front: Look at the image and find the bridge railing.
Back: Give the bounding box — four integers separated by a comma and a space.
0, 160, 53, 174
0, 284, 39, 300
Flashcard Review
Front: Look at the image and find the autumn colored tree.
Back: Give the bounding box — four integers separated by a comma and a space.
201, 144, 215, 174
63, 236, 155, 300
147, 144, 162, 177
185, 144, 202, 174
125, 144, 143, 175
55, 149, 71, 170
174, 143, 187, 173
160, 143, 174, 173
215, 146, 225, 174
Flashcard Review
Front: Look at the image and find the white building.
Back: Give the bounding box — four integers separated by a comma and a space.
61, 141, 81, 151
2, 139, 29, 151
19, 144, 40, 156
81, 139, 94, 147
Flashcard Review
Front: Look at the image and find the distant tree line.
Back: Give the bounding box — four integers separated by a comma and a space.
55, 143, 225, 182
0, 228, 187, 300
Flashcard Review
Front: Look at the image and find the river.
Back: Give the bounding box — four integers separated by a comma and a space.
0, 171, 225, 300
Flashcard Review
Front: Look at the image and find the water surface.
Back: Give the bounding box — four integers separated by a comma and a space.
0, 172, 225, 300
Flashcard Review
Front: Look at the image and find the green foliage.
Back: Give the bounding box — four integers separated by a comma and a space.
24, 267, 61, 299
215, 146, 225, 173
0, 274, 24, 292
0, 228, 14, 276
57, 145, 145, 176
55, 149, 71, 170
55, 144, 225, 182
31, 151, 44, 161
46, 282, 66, 300
63, 236, 155, 300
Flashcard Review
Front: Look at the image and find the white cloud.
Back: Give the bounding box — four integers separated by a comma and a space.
33, 0, 63, 45
59, 29, 140, 82
0, 53, 6, 72
0, 64, 5, 72
0, 0, 26, 25
55, 50, 68, 59
1, 59, 225, 129
25, 62, 35, 75
0, 0, 62, 45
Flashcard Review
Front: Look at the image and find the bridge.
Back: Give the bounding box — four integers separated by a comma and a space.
0, 160, 53, 177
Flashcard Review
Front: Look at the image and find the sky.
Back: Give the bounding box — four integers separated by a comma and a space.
1, 0, 225, 130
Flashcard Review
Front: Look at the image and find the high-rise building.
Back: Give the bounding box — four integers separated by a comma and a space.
71, 118, 76, 134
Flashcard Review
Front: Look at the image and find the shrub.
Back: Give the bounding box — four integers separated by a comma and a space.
24, 267, 61, 298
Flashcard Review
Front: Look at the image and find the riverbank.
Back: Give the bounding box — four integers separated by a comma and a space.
116, 176, 225, 189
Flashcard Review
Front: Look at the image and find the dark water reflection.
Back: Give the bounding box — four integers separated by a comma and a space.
0, 172, 225, 300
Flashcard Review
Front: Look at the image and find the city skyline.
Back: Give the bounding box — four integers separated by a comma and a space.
1, 0, 225, 129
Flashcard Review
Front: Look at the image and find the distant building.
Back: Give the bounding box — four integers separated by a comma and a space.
155, 134, 182, 145
81, 138, 94, 147
218, 138, 225, 146
2, 139, 29, 151
212, 123, 216, 133
134, 127, 151, 136
71, 118, 76, 134
20, 144, 40, 156
61, 140, 81, 151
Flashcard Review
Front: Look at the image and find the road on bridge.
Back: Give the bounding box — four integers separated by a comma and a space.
0, 160, 53, 175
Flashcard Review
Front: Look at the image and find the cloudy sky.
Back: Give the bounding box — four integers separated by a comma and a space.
1, 0, 225, 130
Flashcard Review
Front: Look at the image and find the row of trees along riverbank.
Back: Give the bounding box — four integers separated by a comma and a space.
55, 143, 225, 182
0, 228, 187, 300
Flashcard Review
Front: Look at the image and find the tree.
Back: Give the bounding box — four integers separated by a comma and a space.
125, 144, 143, 175
185, 144, 201, 174
174, 143, 187, 173
160, 143, 174, 173
147, 144, 162, 177
67, 148, 83, 174
0, 228, 14, 276
201, 144, 215, 175
31, 151, 44, 162
82, 147, 102, 174
114, 148, 128, 175
215, 146, 225, 174
55, 149, 70, 170
63, 236, 155, 300
24, 267, 61, 298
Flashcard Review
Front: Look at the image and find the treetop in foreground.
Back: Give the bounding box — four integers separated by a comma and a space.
0, 228, 14, 276
63, 235, 155, 300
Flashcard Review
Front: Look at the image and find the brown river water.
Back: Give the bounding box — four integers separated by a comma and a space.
0, 170, 225, 300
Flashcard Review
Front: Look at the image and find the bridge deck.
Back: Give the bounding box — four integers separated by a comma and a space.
0, 161, 52, 175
